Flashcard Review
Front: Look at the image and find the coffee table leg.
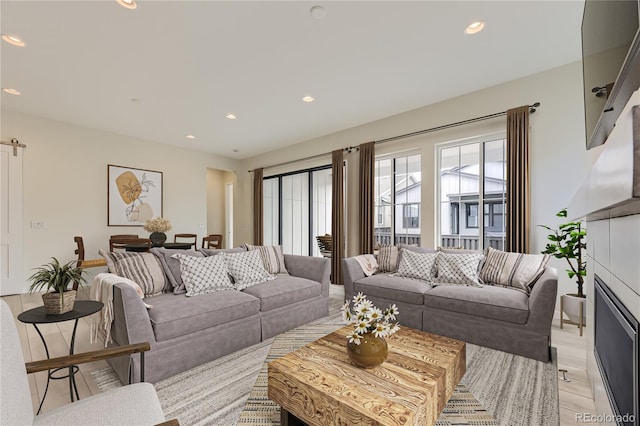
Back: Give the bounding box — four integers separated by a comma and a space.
69, 319, 80, 402
280, 408, 306, 426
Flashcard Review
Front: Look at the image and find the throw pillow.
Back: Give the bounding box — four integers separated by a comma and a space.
172, 254, 234, 297
150, 247, 204, 295
393, 248, 438, 282
200, 247, 245, 256
377, 245, 399, 273
98, 250, 167, 297
435, 252, 484, 287
222, 250, 275, 290
244, 244, 288, 275
479, 247, 550, 292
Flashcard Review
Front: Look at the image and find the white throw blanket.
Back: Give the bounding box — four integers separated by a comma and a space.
90, 273, 152, 347
353, 254, 378, 277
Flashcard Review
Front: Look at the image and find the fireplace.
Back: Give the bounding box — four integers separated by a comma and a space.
594, 275, 639, 426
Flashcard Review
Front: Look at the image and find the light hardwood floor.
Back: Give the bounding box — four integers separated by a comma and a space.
3, 288, 596, 425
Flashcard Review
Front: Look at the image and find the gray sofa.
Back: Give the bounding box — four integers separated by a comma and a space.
107, 249, 330, 384
342, 251, 557, 362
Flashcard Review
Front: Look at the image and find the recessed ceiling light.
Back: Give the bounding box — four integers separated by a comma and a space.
232, 149, 240, 153
2, 34, 25, 47
226, 113, 237, 120
2, 88, 21, 95
116, 0, 137, 10
302, 96, 315, 103
185, 134, 195, 140
310, 6, 326, 20
131, 98, 142, 104
465, 21, 485, 35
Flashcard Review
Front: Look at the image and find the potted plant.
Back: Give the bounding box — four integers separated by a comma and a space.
539, 208, 587, 334
28, 257, 86, 315
144, 217, 172, 247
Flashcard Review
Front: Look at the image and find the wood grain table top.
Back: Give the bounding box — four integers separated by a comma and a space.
268, 325, 466, 426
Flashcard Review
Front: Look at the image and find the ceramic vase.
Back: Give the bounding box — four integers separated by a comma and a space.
347, 332, 388, 368
149, 232, 167, 247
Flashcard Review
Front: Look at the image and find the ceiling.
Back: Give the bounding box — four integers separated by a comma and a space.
1, 1, 585, 160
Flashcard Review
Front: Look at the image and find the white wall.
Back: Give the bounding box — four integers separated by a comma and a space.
1, 110, 239, 290
238, 61, 590, 301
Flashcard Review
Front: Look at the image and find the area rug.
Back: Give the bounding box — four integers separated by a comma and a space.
93, 290, 559, 426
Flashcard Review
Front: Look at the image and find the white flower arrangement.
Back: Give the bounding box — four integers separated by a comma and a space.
143, 217, 172, 233
341, 292, 400, 345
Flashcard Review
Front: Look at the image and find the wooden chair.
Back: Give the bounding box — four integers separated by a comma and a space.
202, 234, 223, 249
0, 299, 179, 425
174, 233, 197, 249
109, 234, 140, 251
73, 236, 107, 290
316, 234, 332, 258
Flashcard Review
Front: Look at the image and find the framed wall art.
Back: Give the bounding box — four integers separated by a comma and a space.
108, 164, 163, 226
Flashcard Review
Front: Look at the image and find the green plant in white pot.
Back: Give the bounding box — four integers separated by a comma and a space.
28, 257, 86, 315
539, 208, 587, 334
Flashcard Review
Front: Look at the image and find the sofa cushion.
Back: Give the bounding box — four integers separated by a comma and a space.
200, 247, 245, 256
354, 274, 432, 305
99, 250, 166, 297
393, 249, 437, 282
222, 250, 275, 290
244, 244, 288, 275
377, 245, 399, 272
424, 285, 530, 324
150, 248, 203, 295
479, 247, 549, 293
434, 252, 484, 287
241, 275, 321, 312
146, 290, 260, 341
172, 253, 234, 296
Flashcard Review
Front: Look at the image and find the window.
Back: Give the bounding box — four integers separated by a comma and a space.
438, 136, 506, 250
263, 165, 332, 256
374, 154, 421, 247
403, 204, 419, 228
466, 203, 478, 228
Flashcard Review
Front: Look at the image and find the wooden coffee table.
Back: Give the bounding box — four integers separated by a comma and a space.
268, 325, 466, 425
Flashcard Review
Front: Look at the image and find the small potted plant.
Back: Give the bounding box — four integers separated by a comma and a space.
28, 257, 86, 314
144, 217, 172, 247
539, 208, 587, 333
341, 293, 400, 368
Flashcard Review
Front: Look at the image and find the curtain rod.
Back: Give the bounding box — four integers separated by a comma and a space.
248, 102, 540, 172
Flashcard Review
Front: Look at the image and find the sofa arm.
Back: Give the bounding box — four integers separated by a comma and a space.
527, 267, 558, 334
284, 254, 331, 297
342, 257, 366, 303
111, 284, 157, 348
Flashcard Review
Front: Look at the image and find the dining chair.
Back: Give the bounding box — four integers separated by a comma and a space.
109, 234, 140, 251
316, 234, 332, 258
174, 233, 197, 249
72, 236, 107, 290
202, 234, 223, 249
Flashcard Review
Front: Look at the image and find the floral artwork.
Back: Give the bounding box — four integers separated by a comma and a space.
108, 165, 163, 226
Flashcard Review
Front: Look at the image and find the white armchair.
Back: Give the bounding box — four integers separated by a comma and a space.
0, 299, 175, 426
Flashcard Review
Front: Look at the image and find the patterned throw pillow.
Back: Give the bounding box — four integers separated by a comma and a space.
393, 249, 438, 282
172, 254, 234, 297
435, 252, 484, 287
479, 247, 550, 292
99, 250, 167, 297
222, 250, 275, 290
244, 244, 288, 275
377, 245, 399, 273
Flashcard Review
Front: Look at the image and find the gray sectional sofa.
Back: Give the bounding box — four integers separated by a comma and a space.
342, 248, 558, 362
106, 248, 330, 384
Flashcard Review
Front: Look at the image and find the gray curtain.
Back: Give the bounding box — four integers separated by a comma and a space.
253, 168, 263, 245
359, 142, 375, 254
506, 106, 530, 253
331, 150, 345, 284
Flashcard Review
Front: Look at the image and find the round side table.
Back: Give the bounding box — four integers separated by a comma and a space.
18, 300, 103, 414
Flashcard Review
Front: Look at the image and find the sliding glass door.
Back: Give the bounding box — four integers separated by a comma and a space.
263, 165, 332, 256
